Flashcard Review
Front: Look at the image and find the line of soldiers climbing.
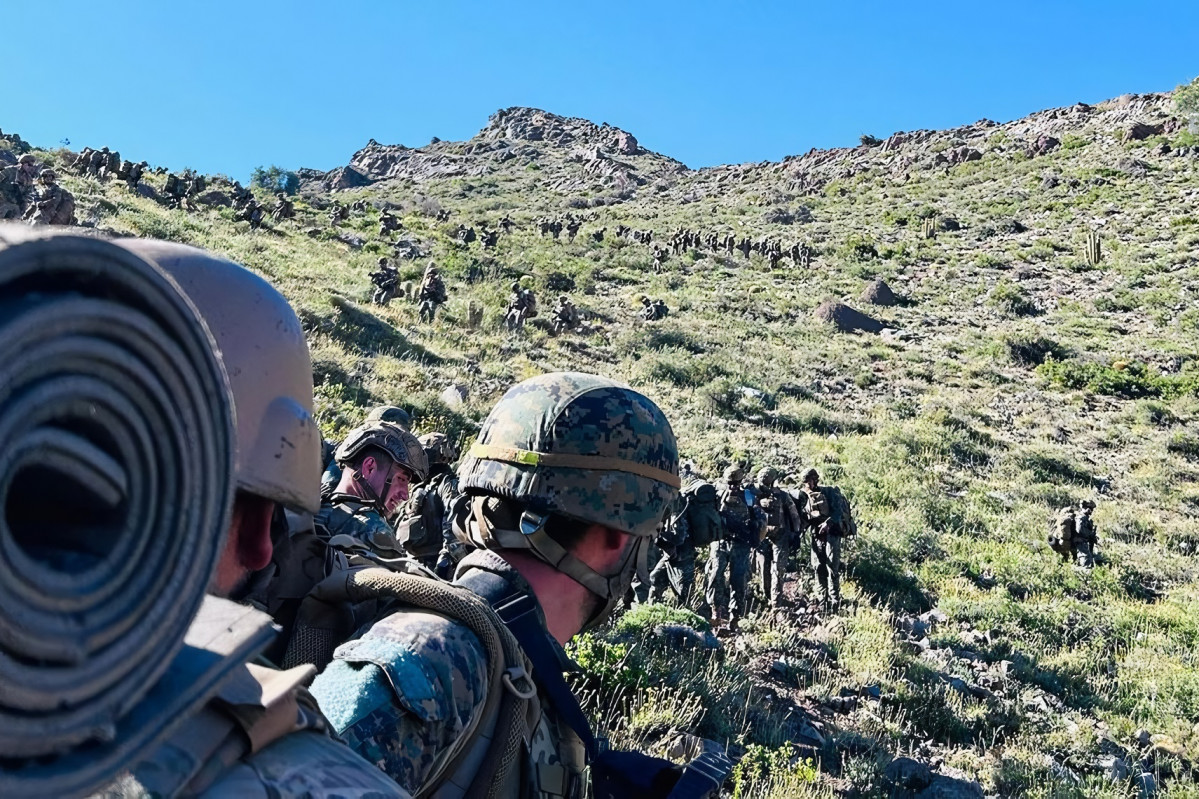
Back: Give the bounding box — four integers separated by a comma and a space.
639, 463, 856, 633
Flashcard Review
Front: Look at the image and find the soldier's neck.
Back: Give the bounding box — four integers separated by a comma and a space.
497, 550, 592, 646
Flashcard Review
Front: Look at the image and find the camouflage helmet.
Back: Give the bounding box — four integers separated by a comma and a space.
18, 154, 35, 165
115, 239, 322, 513
377, 256, 388, 266
459, 372, 679, 538
456, 372, 678, 630
801, 467, 820, 484
756, 466, 779, 486
1080, 499, 1096, 510
723, 464, 745, 483
39, 169, 56, 181
510, 280, 521, 291
335, 420, 428, 483
419, 432, 458, 465
364, 404, 411, 430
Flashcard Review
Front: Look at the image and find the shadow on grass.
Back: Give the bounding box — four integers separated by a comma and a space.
849, 537, 933, 614
327, 297, 445, 363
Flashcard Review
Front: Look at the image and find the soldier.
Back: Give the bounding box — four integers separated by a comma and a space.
648, 487, 697, 607
70, 237, 412, 797
481, 227, 500, 250
651, 298, 669, 320
315, 417, 428, 560
320, 405, 413, 493
504, 280, 537, 331
88, 146, 107, 177
566, 217, 583, 242
394, 432, 462, 573
553, 293, 580, 333
753, 468, 803, 610
125, 159, 148, 190
652, 244, 668, 273
418, 262, 447, 322
101, 148, 121, 181
1074, 500, 1098, 567
328, 202, 348, 226
455, 223, 476, 244
801, 468, 854, 610
590, 226, 606, 243
640, 294, 655, 320
309, 372, 727, 797
370, 257, 399, 305
0, 154, 39, 219
705, 465, 760, 630
379, 208, 401, 235
73, 145, 94, 174
23, 169, 75, 226
1051, 500, 1097, 567
271, 192, 294, 223
499, 213, 514, 233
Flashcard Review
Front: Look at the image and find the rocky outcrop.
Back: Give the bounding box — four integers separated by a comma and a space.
814, 301, 883, 333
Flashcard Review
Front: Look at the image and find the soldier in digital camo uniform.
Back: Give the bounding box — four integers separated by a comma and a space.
314, 419, 428, 559
310, 372, 705, 797
98, 239, 410, 797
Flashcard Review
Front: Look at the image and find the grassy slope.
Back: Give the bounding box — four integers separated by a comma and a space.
10, 92, 1199, 797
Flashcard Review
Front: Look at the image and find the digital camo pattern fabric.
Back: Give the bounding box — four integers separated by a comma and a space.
458, 372, 679, 538
310, 608, 490, 794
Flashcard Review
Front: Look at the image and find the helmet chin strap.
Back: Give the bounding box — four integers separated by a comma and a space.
471, 496, 646, 632
351, 458, 397, 514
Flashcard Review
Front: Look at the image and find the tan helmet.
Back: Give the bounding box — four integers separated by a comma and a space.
114, 239, 322, 513
419, 432, 458, 465
364, 404, 411, 430
335, 420, 428, 483
723, 464, 745, 483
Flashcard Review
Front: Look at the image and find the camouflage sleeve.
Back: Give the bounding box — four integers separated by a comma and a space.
309, 610, 490, 795
197, 729, 413, 798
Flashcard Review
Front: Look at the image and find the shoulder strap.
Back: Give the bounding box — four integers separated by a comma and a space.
286, 568, 534, 799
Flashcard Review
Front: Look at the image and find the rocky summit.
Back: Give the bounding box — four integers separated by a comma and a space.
4, 80, 1199, 798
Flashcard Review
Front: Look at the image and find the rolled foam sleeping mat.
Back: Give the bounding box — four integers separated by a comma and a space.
0, 226, 234, 772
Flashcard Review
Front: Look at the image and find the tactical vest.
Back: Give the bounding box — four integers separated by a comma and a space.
315, 493, 402, 558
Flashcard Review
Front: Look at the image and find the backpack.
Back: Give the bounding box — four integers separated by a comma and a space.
284, 567, 534, 799
758, 489, 788, 543
1049, 508, 1075, 555
826, 486, 857, 537
523, 290, 538, 318
395, 485, 445, 559
51, 191, 75, 225
682, 481, 722, 547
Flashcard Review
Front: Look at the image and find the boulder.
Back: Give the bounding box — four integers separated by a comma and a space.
325, 165, 371, 191
918, 775, 985, 799
614, 130, 639, 155
1125, 122, 1162, 141
884, 757, 932, 791
813, 301, 883, 334
860, 278, 897, 306
1031, 135, 1061, 156
440, 383, 469, 409
195, 190, 231, 208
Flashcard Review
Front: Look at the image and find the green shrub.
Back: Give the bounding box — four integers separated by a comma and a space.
1038, 359, 1199, 400
987, 280, 1038, 317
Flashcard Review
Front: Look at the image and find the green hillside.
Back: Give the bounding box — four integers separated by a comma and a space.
6, 84, 1199, 797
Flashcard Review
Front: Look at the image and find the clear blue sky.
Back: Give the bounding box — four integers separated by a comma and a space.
6, 1, 1197, 181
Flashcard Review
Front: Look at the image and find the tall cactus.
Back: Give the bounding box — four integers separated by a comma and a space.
922, 216, 938, 240
1085, 229, 1102, 265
